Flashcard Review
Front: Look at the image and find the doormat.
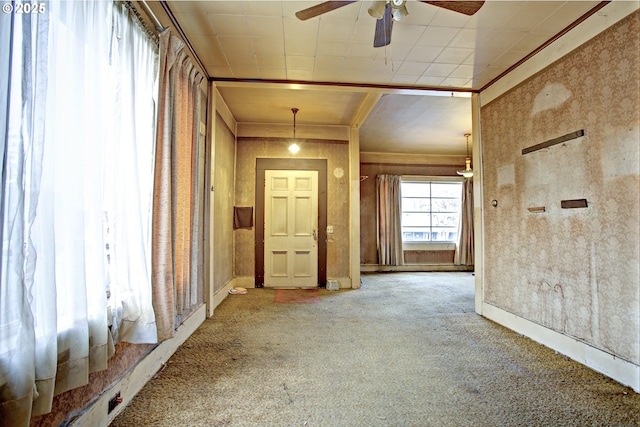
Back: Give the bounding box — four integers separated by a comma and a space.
274, 289, 320, 304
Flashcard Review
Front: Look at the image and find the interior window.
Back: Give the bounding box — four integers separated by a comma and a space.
401, 181, 462, 242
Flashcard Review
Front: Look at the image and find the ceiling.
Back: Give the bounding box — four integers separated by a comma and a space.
152, 0, 602, 155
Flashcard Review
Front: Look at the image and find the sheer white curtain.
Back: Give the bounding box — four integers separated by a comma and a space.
104, 2, 158, 344
376, 174, 404, 266
0, 2, 159, 423
0, 7, 50, 425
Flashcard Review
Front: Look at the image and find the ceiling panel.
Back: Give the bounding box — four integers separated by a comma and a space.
216, 86, 371, 126
160, 0, 609, 155
360, 93, 472, 155
253, 36, 285, 55
209, 15, 248, 36
248, 16, 284, 37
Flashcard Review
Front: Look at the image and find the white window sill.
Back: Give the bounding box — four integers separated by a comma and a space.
402, 242, 456, 251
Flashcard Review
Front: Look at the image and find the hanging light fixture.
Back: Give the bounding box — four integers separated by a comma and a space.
457, 133, 474, 178
390, 0, 408, 21
288, 107, 300, 154
367, 1, 386, 19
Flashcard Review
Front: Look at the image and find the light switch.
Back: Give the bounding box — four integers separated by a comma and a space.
327, 225, 334, 234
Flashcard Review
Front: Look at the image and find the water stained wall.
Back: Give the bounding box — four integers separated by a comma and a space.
481, 11, 639, 364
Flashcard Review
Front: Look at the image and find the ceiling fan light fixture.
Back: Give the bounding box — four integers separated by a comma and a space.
457, 133, 473, 178
367, 1, 386, 19
391, 4, 408, 20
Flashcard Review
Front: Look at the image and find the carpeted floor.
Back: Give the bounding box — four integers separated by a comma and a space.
110, 272, 640, 426
273, 288, 321, 304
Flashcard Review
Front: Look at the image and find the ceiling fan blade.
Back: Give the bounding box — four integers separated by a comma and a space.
295, 1, 358, 20
420, 1, 485, 16
373, 2, 393, 47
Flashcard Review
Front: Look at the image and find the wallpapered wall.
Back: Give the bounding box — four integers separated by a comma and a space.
359, 163, 462, 265
213, 114, 236, 294
481, 11, 639, 364
234, 138, 351, 282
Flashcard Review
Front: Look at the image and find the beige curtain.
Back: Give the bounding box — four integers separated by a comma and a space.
190, 81, 206, 306
152, 30, 204, 341
376, 175, 404, 266
454, 178, 474, 266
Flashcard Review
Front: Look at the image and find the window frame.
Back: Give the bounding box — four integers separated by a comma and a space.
400, 175, 464, 251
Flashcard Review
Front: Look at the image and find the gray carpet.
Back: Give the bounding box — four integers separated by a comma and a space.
111, 272, 640, 426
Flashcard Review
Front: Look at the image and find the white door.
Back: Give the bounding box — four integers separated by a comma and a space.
264, 170, 318, 288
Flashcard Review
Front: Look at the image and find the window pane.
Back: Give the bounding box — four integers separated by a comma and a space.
401, 182, 430, 197
402, 212, 431, 227
432, 198, 461, 212
402, 198, 430, 212
400, 180, 462, 242
432, 227, 458, 241
432, 212, 459, 227
403, 231, 431, 241
431, 182, 461, 198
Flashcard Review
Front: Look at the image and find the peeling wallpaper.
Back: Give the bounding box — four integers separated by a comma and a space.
481, 11, 639, 364
234, 138, 351, 281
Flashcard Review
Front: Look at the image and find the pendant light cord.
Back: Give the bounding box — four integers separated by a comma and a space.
292, 107, 298, 140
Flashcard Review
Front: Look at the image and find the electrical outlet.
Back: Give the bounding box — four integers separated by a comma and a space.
327, 225, 334, 234
108, 391, 123, 414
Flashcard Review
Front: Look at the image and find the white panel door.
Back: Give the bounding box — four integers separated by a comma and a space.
264, 170, 318, 288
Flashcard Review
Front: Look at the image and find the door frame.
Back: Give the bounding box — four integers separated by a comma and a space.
255, 158, 327, 288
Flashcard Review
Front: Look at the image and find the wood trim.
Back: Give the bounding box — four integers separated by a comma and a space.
360, 151, 466, 165
482, 302, 640, 392
79, 305, 207, 426
211, 78, 476, 95
158, 1, 209, 79
255, 158, 328, 288
561, 199, 588, 209
240, 137, 347, 145
521, 129, 585, 155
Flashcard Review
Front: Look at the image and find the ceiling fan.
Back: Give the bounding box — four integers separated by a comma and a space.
295, 1, 484, 48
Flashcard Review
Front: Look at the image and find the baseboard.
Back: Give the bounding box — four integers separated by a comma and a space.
361, 264, 473, 272
72, 304, 207, 426
213, 279, 235, 310
232, 276, 256, 288
228, 276, 352, 289
328, 277, 351, 289
483, 302, 640, 393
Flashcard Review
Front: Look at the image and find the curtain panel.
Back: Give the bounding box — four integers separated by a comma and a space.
152, 30, 205, 342
0, 8, 50, 426
0, 2, 159, 424
454, 178, 474, 266
376, 175, 404, 266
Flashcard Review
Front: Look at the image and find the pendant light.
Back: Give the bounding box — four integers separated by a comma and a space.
288, 108, 300, 154
457, 133, 473, 178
